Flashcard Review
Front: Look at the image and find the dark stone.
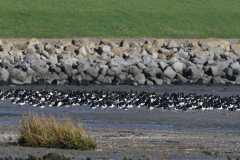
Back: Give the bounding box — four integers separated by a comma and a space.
49, 64, 61, 73
58, 72, 68, 80
128, 66, 141, 76
0, 80, 8, 85
206, 66, 226, 78
115, 72, 127, 83
171, 79, 184, 85
183, 67, 204, 80
106, 68, 118, 77
224, 68, 233, 78
43, 153, 71, 160
35, 78, 48, 85
211, 76, 225, 84
233, 69, 240, 76
81, 71, 93, 82
51, 79, 58, 85
194, 78, 204, 84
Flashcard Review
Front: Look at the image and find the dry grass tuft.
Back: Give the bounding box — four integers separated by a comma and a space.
8, 155, 14, 160
227, 156, 232, 160
123, 156, 129, 160
18, 111, 97, 150
159, 155, 165, 160
28, 154, 40, 160
4, 157, 10, 160
202, 151, 213, 156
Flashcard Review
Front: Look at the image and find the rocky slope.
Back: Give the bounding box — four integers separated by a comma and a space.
0, 38, 240, 85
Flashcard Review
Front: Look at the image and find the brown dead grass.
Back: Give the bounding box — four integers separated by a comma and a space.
18, 111, 97, 150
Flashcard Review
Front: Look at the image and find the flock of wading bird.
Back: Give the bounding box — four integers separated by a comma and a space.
0, 89, 239, 112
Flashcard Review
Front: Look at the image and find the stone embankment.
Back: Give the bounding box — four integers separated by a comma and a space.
0, 38, 240, 85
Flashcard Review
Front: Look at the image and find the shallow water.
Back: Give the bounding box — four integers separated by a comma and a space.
0, 85, 240, 158
71, 154, 228, 160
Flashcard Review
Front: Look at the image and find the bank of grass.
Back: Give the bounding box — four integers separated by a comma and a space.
18, 111, 97, 150
0, 0, 240, 39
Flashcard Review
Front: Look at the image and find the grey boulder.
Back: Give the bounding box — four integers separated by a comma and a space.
146, 60, 158, 68
77, 63, 91, 72
230, 62, 240, 70
71, 75, 82, 84
49, 64, 61, 73
134, 73, 145, 85
96, 75, 112, 84
24, 51, 40, 63
9, 78, 23, 85
81, 71, 93, 82
211, 76, 225, 84
171, 61, 186, 73
142, 55, 152, 65
57, 72, 68, 80
149, 77, 163, 85
183, 67, 204, 80
115, 72, 128, 83
175, 73, 188, 82
128, 66, 142, 76
23, 75, 32, 84
62, 64, 73, 76
106, 67, 121, 77
137, 62, 146, 69
166, 40, 179, 49
30, 60, 49, 77
96, 74, 107, 84
0, 68, 9, 81
224, 68, 233, 78
86, 67, 99, 78
120, 39, 130, 48
8, 68, 27, 82
106, 59, 119, 67
158, 61, 167, 70
162, 66, 176, 80
130, 50, 142, 59
206, 66, 226, 77
144, 67, 162, 78
27, 68, 37, 78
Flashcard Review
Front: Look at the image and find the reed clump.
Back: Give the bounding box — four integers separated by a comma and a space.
18, 111, 97, 150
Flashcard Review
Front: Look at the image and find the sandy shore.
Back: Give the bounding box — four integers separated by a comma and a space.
0, 85, 240, 160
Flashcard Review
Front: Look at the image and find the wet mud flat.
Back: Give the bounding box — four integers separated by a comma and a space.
0, 85, 239, 159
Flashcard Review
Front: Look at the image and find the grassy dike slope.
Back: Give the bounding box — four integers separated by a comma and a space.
0, 0, 239, 38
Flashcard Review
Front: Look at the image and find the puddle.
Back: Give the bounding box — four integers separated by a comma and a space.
63, 154, 229, 160
82, 119, 173, 130
0, 120, 18, 124
166, 155, 231, 160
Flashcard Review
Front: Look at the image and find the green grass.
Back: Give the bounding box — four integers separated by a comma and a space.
0, 0, 240, 38
18, 111, 97, 150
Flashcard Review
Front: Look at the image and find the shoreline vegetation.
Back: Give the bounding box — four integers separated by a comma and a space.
0, 0, 239, 38
1, 153, 141, 160
18, 111, 97, 150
